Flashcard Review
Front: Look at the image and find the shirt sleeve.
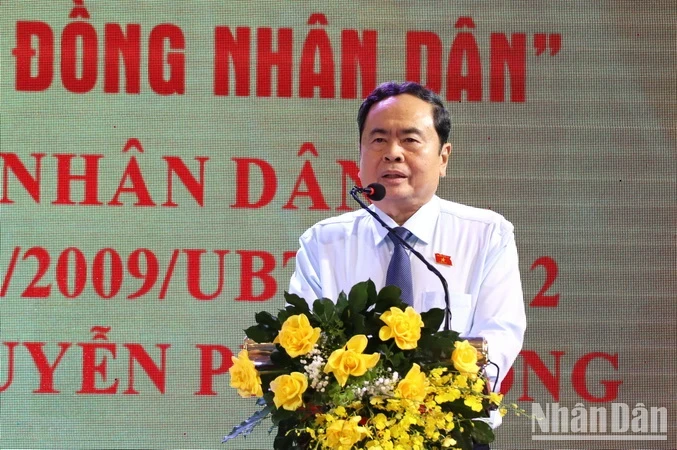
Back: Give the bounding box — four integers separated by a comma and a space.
468, 219, 527, 391
288, 227, 323, 305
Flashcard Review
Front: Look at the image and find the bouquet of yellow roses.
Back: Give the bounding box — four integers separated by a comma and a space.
223, 280, 505, 450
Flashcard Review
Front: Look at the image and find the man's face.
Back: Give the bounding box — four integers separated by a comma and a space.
358, 94, 451, 223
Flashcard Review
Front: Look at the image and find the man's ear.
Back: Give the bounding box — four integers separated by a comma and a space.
357, 146, 362, 181
439, 143, 452, 177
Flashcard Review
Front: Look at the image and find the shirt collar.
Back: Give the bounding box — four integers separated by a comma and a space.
370, 196, 440, 246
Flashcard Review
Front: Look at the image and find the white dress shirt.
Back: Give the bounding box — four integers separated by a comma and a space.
289, 195, 526, 426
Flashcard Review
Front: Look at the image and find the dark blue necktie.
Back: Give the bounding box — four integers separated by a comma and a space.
386, 227, 414, 306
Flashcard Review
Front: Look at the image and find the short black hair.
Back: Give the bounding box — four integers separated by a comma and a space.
357, 81, 451, 147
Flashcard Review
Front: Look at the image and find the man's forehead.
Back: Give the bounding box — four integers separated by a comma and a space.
367, 126, 425, 136
373, 93, 431, 109
364, 98, 434, 134
367, 95, 434, 121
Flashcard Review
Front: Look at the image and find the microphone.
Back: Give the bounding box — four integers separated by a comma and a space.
350, 184, 452, 331
353, 183, 386, 201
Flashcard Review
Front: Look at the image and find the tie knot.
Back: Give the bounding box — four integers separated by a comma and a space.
391, 227, 413, 242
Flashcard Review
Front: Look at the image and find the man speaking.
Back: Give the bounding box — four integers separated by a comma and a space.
288, 81, 526, 445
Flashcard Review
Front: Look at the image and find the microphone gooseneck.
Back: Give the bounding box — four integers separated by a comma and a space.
350, 184, 452, 331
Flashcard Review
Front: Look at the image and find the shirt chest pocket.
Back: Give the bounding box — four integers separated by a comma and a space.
422, 291, 473, 334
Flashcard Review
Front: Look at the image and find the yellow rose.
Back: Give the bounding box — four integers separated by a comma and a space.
274, 313, 321, 358
228, 350, 263, 398
378, 306, 424, 350
324, 335, 380, 387
270, 372, 308, 411
451, 340, 480, 375
325, 416, 369, 450
395, 363, 427, 401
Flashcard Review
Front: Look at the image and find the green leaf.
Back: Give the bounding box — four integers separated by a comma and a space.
450, 426, 474, 450
271, 406, 295, 426
377, 343, 391, 356
417, 334, 438, 351
348, 282, 368, 313
313, 298, 336, 323
470, 420, 495, 444
263, 391, 275, 405
377, 284, 401, 302
421, 307, 444, 331
244, 325, 276, 343
365, 315, 383, 339
351, 314, 366, 335
435, 329, 461, 342
419, 333, 456, 360
390, 351, 407, 371
283, 292, 311, 313
365, 279, 378, 306
255, 311, 281, 330
374, 285, 404, 313
277, 309, 291, 324
274, 417, 307, 449
335, 292, 349, 316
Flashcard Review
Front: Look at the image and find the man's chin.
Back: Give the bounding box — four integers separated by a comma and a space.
377, 180, 409, 193
374, 193, 415, 210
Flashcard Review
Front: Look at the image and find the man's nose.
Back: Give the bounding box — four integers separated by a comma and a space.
383, 143, 404, 162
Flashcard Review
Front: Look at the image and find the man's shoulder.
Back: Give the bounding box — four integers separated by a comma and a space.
300, 208, 371, 241
437, 198, 514, 233
314, 208, 367, 225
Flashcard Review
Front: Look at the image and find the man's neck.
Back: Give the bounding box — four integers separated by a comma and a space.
387, 211, 415, 226
376, 197, 436, 226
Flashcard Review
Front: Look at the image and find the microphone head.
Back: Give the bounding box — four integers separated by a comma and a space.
366, 183, 386, 201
